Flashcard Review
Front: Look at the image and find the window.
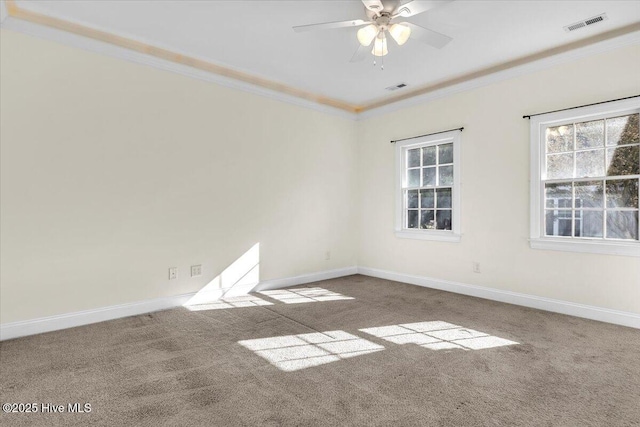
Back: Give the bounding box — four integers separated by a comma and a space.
395, 130, 461, 242
530, 98, 639, 256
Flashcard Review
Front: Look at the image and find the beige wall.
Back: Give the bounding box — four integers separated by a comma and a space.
0, 30, 358, 323
356, 44, 640, 314
2, 29, 639, 325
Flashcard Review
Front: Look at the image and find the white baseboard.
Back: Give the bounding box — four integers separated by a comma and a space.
0, 293, 196, 342
3, 265, 636, 340
253, 266, 358, 292
0, 266, 358, 341
357, 267, 640, 329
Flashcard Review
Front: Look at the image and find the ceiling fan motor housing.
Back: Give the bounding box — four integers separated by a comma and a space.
374, 13, 393, 31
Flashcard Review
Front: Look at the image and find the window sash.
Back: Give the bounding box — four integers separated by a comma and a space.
530, 100, 640, 254
395, 130, 461, 240
540, 115, 639, 241
402, 140, 455, 231
403, 186, 454, 230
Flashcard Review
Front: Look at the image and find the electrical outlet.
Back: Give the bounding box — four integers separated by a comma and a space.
168, 267, 178, 280
190, 264, 202, 277
325, 251, 331, 261
472, 262, 481, 273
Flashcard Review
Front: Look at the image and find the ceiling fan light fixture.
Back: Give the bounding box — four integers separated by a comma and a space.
371, 35, 388, 57
357, 24, 379, 46
389, 23, 411, 45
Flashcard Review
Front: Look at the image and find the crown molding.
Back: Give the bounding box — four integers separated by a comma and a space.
0, 0, 8, 24
358, 27, 640, 120
1, 0, 638, 122
0, 0, 359, 120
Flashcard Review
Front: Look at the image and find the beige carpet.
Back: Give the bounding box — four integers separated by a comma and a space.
1, 275, 639, 426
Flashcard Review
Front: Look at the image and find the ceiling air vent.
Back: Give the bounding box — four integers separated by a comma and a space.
564, 13, 608, 32
386, 83, 408, 91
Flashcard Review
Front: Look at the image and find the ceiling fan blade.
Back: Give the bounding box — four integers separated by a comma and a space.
395, 0, 452, 18
362, 0, 384, 15
405, 22, 452, 49
293, 19, 369, 33
349, 44, 368, 62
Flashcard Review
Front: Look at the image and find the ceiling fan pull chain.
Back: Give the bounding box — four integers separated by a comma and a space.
381, 34, 384, 70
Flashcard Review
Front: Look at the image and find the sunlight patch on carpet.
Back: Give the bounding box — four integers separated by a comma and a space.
360, 321, 518, 351
258, 287, 354, 304
238, 330, 383, 372
185, 294, 273, 311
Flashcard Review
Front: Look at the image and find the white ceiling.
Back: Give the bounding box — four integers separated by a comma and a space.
14, 0, 640, 106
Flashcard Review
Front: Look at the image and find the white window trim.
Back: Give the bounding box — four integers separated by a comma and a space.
395, 130, 462, 242
529, 97, 640, 257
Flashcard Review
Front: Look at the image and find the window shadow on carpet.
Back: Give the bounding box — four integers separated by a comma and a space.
238, 330, 384, 372
238, 321, 519, 372
360, 321, 519, 351
258, 287, 354, 304
186, 287, 354, 311
185, 294, 274, 311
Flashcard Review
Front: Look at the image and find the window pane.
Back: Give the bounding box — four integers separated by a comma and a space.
606, 211, 639, 240
422, 146, 436, 166
575, 210, 603, 238
576, 119, 604, 149
436, 210, 452, 230
407, 210, 419, 229
606, 146, 639, 176
575, 149, 605, 178
439, 165, 453, 186
546, 153, 573, 179
422, 167, 436, 187
420, 189, 434, 209
436, 188, 452, 209
408, 149, 420, 168
546, 125, 573, 153
438, 143, 453, 164
574, 181, 603, 208
420, 210, 435, 229
408, 169, 420, 187
407, 190, 419, 209
544, 182, 572, 208
607, 114, 639, 146
545, 183, 572, 208
606, 179, 639, 208
545, 210, 572, 236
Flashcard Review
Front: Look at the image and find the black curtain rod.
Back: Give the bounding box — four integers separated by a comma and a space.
390, 127, 464, 144
523, 95, 640, 119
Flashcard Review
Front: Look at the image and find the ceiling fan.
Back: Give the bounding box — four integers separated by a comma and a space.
293, 0, 453, 65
